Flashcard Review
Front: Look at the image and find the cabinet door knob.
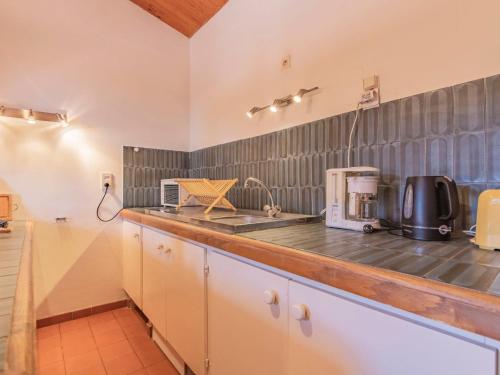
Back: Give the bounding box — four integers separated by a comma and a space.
164, 247, 172, 254
133, 233, 140, 239
263, 290, 278, 305
292, 304, 309, 321
157, 244, 164, 251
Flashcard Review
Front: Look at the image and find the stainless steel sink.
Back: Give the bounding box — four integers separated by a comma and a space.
144, 206, 320, 234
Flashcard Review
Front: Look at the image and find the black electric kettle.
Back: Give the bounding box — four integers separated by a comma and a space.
401, 176, 460, 241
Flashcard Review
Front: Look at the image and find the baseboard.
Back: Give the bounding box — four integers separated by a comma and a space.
36, 299, 128, 328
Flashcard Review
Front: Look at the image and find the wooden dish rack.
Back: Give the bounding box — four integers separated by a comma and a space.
175, 178, 238, 214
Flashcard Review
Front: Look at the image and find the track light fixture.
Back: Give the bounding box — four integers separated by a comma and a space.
0, 104, 68, 126
246, 86, 319, 118
246, 106, 269, 118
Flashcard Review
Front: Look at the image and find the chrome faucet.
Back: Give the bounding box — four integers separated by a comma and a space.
244, 177, 281, 218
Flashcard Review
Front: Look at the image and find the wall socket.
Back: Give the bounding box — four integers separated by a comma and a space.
359, 75, 380, 110
101, 172, 114, 191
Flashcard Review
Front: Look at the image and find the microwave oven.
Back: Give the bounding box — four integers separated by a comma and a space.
160, 179, 198, 207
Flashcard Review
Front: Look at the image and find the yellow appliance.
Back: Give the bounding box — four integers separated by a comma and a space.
472, 190, 500, 251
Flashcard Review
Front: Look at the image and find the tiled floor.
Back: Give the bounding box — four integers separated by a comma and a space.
37, 307, 179, 375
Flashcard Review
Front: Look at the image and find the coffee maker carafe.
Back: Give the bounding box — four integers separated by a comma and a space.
401, 176, 460, 241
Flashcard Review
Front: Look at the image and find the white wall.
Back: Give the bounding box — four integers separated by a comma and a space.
190, 0, 500, 151
0, 0, 190, 318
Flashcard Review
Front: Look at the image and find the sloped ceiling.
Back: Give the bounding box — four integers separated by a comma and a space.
130, 0, 228, 37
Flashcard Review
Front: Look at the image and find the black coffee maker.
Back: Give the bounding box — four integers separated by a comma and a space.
401, 176, 460, 241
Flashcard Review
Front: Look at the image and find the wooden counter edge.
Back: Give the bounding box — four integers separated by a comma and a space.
4, 222, 35, 375
122, 209, 500, 341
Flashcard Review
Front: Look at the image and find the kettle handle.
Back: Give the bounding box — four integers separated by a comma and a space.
435, 176, 460, 220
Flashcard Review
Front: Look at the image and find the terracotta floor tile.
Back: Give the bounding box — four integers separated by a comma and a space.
60, 317, 89, 334
65, 349, 102, 374
38, 345, 64, 367
88, 311, 116, 325
104, 352, 144, 375
91, 318, 122, 334
94, 326, 127, 347
37, 324, 60, 340
62, 334, 97, 358
129, 336, 166, 367
38, 333, 62, 350
116, 314, 143, 328
146, 360, 179, 375
130, 369, 148, 375
61, 326, 93, 344
113, 307, 136, 317
99, 339, 135, 363
38, 360, 66, 375
120, 321, 148, 339
70, 364, 107, 375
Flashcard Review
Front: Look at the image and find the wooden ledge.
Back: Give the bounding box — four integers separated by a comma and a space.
122, 209, 500, 341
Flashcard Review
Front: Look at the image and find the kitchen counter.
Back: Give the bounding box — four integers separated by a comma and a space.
122, 208, 500, 341
0, 222, 35, 374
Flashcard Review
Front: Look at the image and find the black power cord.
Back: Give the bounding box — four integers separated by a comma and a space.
96, 183, 124, 222
379, 218, 404, 237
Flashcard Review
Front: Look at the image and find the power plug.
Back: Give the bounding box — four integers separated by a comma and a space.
101, 172, 114, 191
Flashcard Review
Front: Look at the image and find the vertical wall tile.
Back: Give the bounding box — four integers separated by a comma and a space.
426, 137, 453, 177
379, 143, 400, 185
486, 74, 500, 129
454, 133, 485, 182
325, 116, 341, 151
358, 108, 379, 146
400, 94, 425, 140
453, 79, 485, 133
401, 140, 425, 180
378, 185, 400, 223
340, 111, 357, 149
424, 87, 453, 136
378, 101, 399, 144
486, 129, 500, 181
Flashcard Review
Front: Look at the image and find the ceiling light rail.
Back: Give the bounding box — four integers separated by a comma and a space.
0, 105, 69, 127
246, 87, 319, 118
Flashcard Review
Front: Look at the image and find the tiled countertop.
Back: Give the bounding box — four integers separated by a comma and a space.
0, 221, 35, 373
240, 223, 500, 297
122, 208, 500, 340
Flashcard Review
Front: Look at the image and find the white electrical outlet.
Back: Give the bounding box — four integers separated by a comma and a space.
360, 75, 380, 110
101, 172, 114, 191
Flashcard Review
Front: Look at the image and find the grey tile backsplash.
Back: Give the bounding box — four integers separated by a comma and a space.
124, 74, 500, 229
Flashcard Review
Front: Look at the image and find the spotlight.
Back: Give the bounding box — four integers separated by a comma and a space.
246, 107, 260, 118
269, 102, 279, 113
27, 109, 36, 124
58, 113, 69, 128
293, 87, 319, 104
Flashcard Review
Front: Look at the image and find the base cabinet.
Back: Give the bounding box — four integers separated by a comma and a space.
122, 221, 142, 308
288, 281, 497, 375
207, 250, 289, 375
165, 235, 206, 375
142, 227, 169, 337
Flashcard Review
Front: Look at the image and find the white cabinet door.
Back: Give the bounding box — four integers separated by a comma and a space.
122, 221, 142, 308
289, 281, 497, 375
164, 235, 206, 375
207, 251, 288, 375
142, 227, 168, 338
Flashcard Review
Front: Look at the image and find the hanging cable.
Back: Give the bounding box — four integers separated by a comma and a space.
347, 103, 363, 168
96, 184, 124, 222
